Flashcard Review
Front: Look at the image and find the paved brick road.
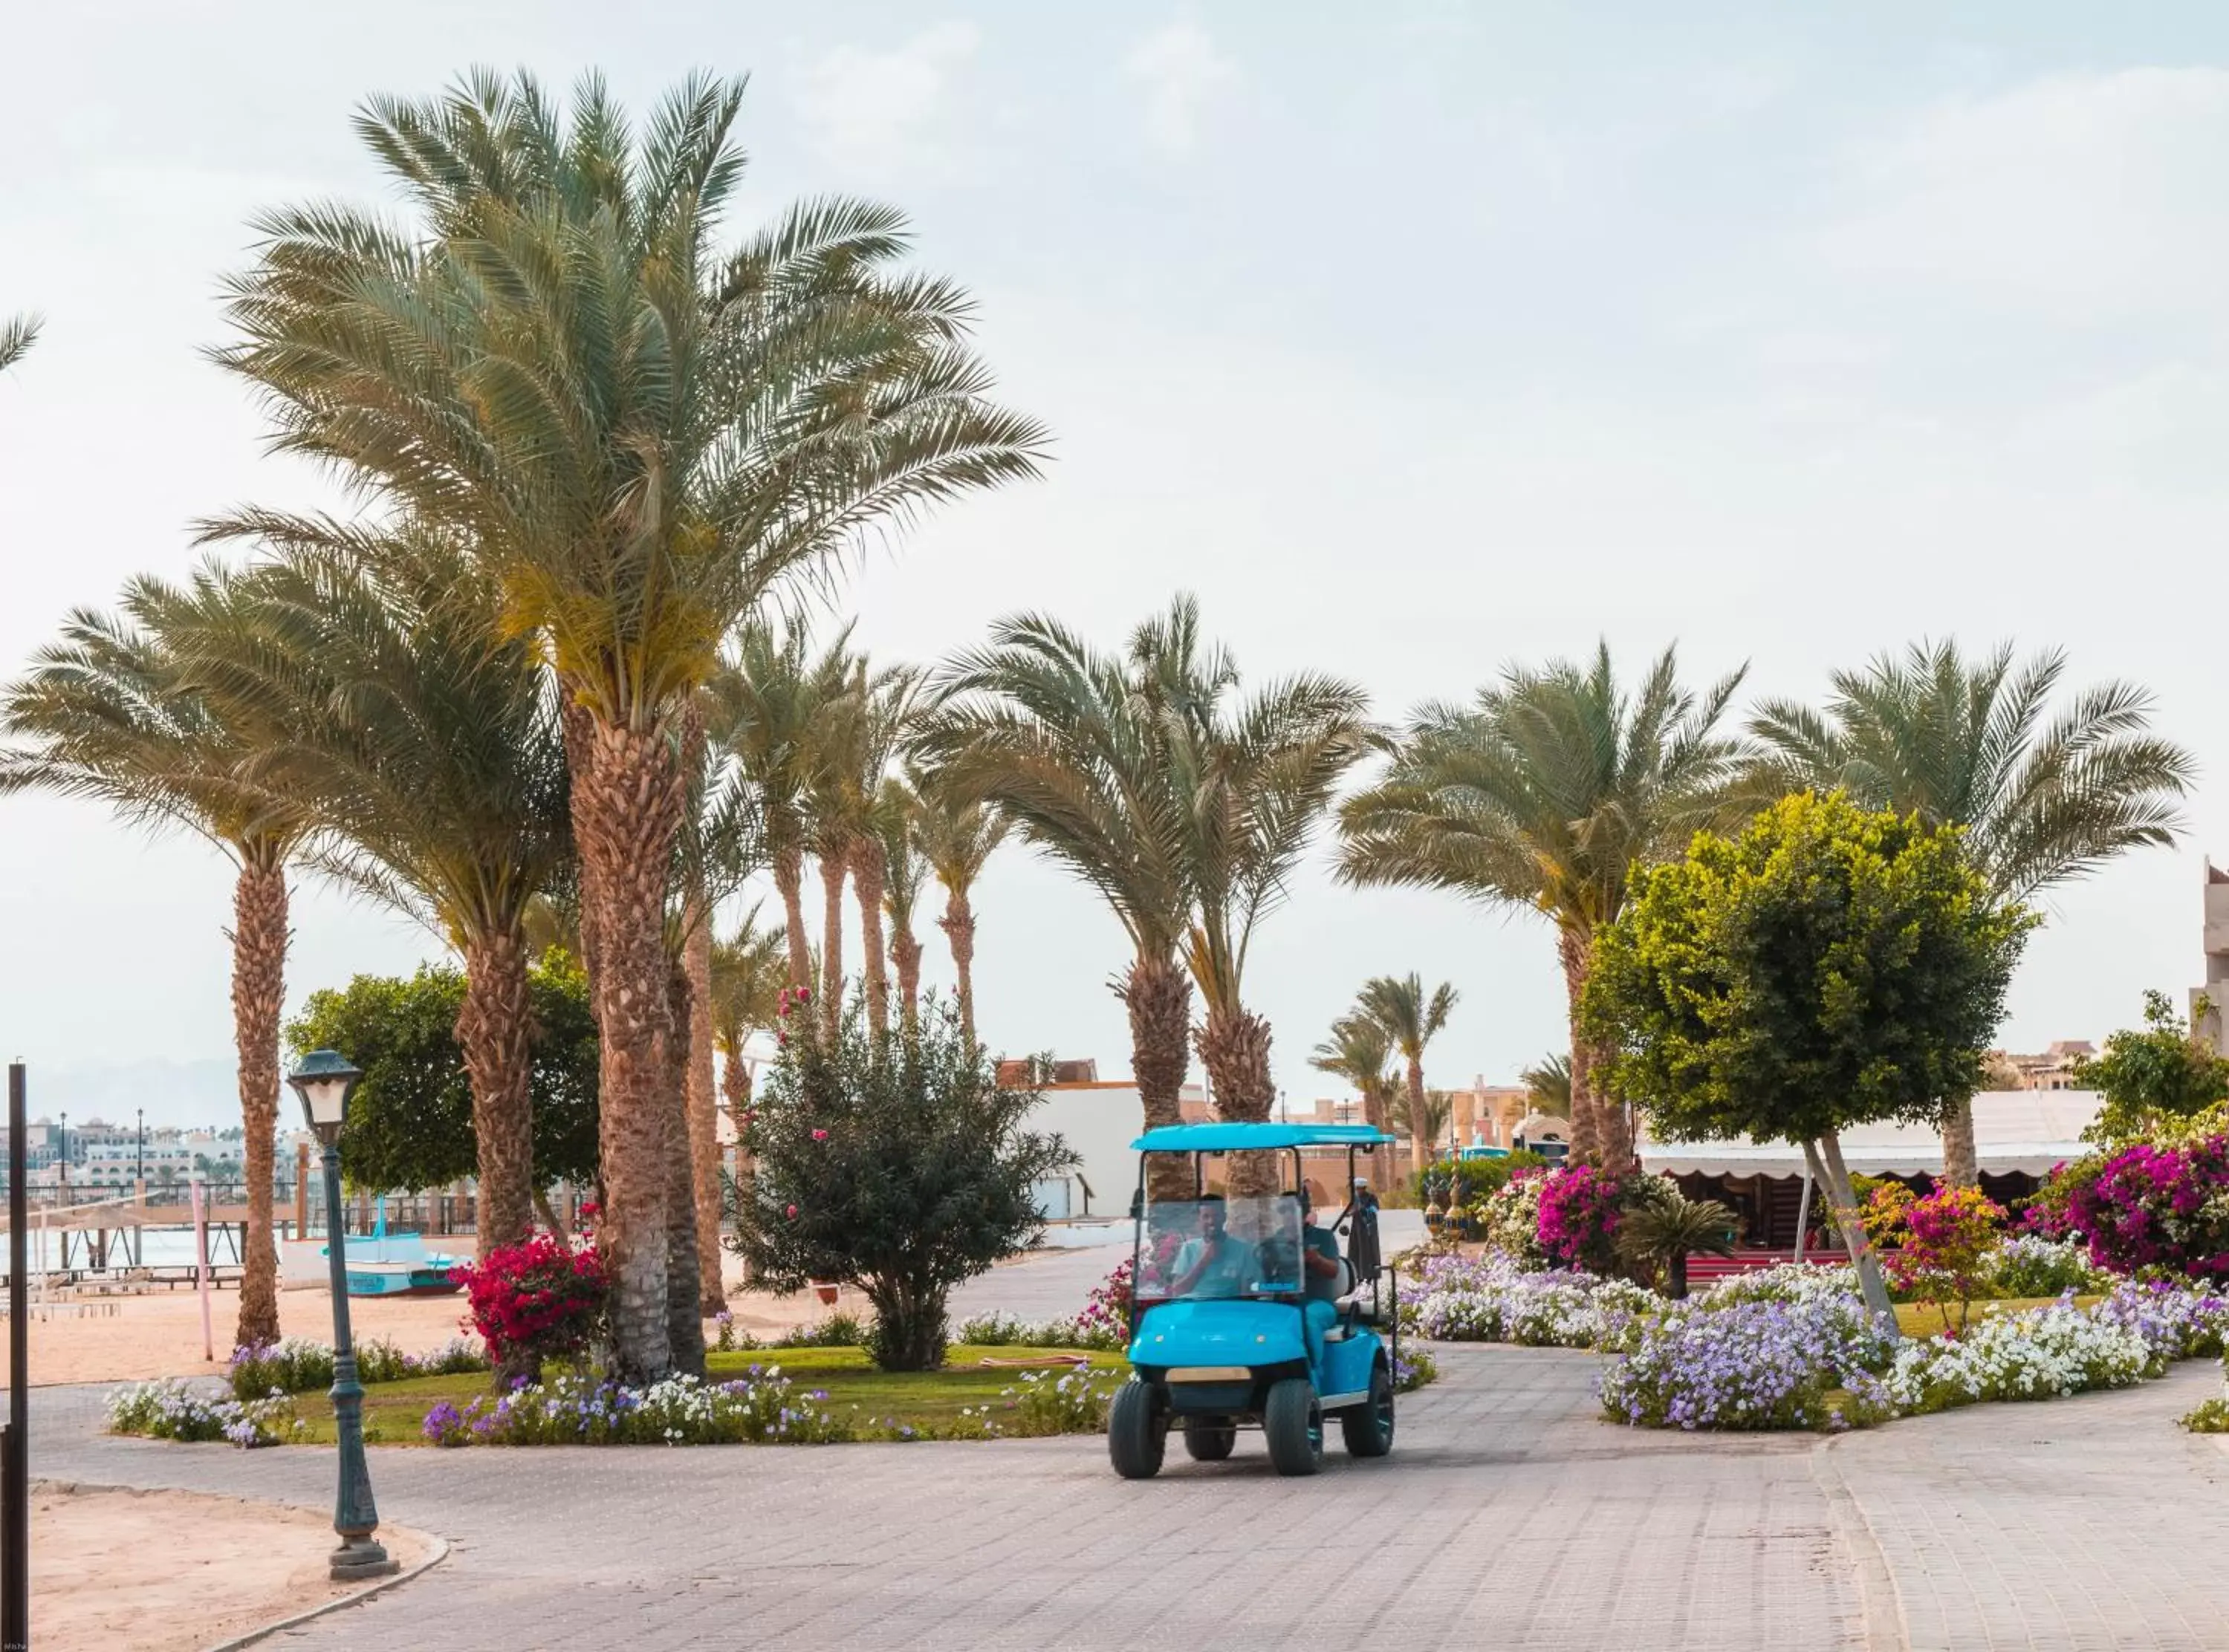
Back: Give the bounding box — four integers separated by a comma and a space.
30, 1344, 2229, 1649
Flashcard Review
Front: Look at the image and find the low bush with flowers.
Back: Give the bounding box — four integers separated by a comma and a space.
1598, 1292, 1896, 1431
1405, 1251, 1658, 1350
2031, 1133, 2229, 1279
227, 1333, 490, 1400
1884, 1299, 2153, 1413
1392, 1345, 1438, 1391
1536, 1165, 1629, 1273
1864, 1183, 2006, 1331
421, 1364, 851, 1447
2183, 1360, 2229, 1433
1980, 1235, 2104, 1299
452, 1232, 607, 1371
107, 1379, 306, 1448
1473, 1171, 1551, 1266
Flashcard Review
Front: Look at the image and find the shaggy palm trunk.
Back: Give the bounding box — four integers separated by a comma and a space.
1558, 929, 1635, 1172
1197, 1004, 1278, 1197
663, 959, 708, 1379
721, 1050, 754, 1284
456, 927, 536, 1256
1406, 1058, 1430, 1183
684, 898, 725, 1316
818, 851, 846, 1034
572, 716, 685, 1385
939, 892, 979, 1045
1359, 1085, 1392, 1193
891, 926, 923, 1034
1119, 955, 1193, 1203
773, 840, 811, 989
850, 838, 892, 1039
1939, 1093, 1979, 1188
230, 854, 288, 1350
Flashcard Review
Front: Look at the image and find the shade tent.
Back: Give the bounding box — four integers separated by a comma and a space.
1638, 1091, 2100, 1180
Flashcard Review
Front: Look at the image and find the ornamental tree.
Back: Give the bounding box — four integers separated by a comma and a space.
734, 988, 1075, 1370
286, 951, 599, 1203
1863, 1183, 2005, 1332
1581, 792, 2031, 1331
2074, 991, 2229, 1145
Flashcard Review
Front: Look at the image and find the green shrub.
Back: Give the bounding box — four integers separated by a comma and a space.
1411, 1151, 1547, 1211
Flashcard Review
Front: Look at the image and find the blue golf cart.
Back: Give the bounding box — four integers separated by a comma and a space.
1107, 1122, 1399, 1478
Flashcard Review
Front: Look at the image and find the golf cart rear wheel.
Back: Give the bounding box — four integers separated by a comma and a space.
1182, 1419, 1237, 1461
1264, 1378, 1323, 1477
1108, 1380, 1166, 1480
1341, 1365, 1395, 1459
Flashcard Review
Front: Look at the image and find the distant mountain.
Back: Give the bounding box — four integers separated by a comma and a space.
23, 1058, 253, 1131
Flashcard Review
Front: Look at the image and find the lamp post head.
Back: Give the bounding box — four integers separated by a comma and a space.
287, 1050, 363, 1146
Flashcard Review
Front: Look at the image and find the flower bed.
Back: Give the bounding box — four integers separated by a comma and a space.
227, 1335, 489, 1400
106, 1379, 305, 1448
1405, 1252, 1658, 1350
1599, 1294, 1893, 1431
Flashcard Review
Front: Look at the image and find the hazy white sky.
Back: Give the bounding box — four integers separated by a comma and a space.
7, 2, 2229, 1125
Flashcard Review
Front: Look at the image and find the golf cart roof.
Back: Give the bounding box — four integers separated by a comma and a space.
1130, 1122, 1395, 1152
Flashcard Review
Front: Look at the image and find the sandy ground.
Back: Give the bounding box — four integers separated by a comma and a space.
18, 1253, 866, 1386
31, 1482, 432, 1652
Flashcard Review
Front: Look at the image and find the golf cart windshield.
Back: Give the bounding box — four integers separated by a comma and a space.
1134, 1194, 1304, 1304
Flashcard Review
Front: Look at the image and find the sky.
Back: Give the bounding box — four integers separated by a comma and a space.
6, 1, 2229, 1127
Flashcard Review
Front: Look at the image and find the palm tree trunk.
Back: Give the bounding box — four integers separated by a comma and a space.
721, 1051, 754, 1284
571, 715, 684, 1384
684, 895, 725, 1316
230, 854, 288, 1350
1196, 1004, 1277, 1197
456, 926, 536, 1257
1939, 1093, 1979, 1188
1559, 929, 1636, 1171
891, 927, 923, 1034
939, 891, 979, 1045
1406, 1058, 1429, 1183
663, 958, 708, 1378
1119, 955, 1193, 1203
850, 837, 892, 1039
818, 851, 846, 1033
773, 841, 811, 989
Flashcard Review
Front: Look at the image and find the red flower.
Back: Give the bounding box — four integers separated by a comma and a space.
811, 1128, 828, 1142
785, 1203, 799, 1219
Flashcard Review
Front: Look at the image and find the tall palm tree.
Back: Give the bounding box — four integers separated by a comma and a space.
1352, 974, 1459, 1180
838, 665, 923, 1039
710, 906, 788, 1117
877, 779, 929, 1032
1747, 640, 2196, 1183
1519, 1052, 1573, 1117
1, 575, 304, 1349
0, 314, 38, 374
909, 764, 1008, 1047
709, 624, 852, 990
1309, 1014, 1398, 1186
166, 527, 570, 1266
925, 597, 1373, 1193
1339, 643, 1747, 1171
214, 71, 1046, 1382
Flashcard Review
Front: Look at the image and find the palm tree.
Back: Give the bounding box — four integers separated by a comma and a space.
838, 666, 923, 1039
1616, 1193, 1737, 1298
1747, 640, 2196, 1184
1339, 643, 1748, 1171
0, 314, 38, 374
877, 779, 929, 1032
1309, 1015, 1399, 1147
215, 71, 1046, 1382
909, 765, 1008, 1047
1520, 1052, 1573, 1116
1351, 975, 1459, 1180
166, 527, 570, 1267
1419, 1089, 1456, 1161
926, 597, 1373, 1193
1, 574, 303, 1349
710, 906, 788, 1118
709, 624, 852, 990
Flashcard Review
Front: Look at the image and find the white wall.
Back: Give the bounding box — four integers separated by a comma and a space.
1026, 1084, 1154, 1220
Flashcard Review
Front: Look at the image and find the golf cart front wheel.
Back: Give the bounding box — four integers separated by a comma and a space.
1341, 1364, 1395, 1459
1182, 1418, 1237, 1461
1263, 1378, 1323, 1477
1108, 1380, 1166, 1480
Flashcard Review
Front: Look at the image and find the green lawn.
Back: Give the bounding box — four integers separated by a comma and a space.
296, 1344, 1129, 1448
1891, 1294, 2103, 1340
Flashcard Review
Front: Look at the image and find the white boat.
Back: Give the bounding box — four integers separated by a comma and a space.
327, 1197, 462, 1297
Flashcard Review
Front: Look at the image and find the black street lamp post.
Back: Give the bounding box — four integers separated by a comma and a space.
136, 1108, 144, 1183
285, 1049, 397, 1582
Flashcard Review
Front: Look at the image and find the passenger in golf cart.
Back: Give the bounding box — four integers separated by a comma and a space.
1109, 1122, 1400, 1479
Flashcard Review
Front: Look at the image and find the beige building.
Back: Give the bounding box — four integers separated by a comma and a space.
2193, 859, 2229, 1056
1988, 1041, 2096, 1091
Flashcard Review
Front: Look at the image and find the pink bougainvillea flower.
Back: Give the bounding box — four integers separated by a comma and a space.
785, 1203, 799, 1218
811, 1128, 828, 1141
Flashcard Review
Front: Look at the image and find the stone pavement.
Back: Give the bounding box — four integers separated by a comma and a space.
29, 1333, 2229, 1649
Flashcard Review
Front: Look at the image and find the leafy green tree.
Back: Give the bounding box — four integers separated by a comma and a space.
218, 71, 1045, 1382
1747, 640, 2195, 1183
1339, 643, 1747, 1171
2074, 990, 2229, 1144
735, 992, 1074, 1370
285, 952, 599, 1200
1582, 793, 2031, 1327
1, 572, 303, 1348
